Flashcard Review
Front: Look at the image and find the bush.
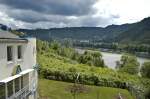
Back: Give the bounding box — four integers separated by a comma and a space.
116, 54, 140, 75
141, 62, 150, 78
78, 51, 105, 67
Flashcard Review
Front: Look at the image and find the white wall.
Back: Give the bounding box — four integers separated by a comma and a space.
0, 38, 36, 81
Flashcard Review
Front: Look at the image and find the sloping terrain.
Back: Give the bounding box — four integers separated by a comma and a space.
17, 17, 150, 44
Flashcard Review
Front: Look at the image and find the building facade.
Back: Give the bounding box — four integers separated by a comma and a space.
0, 30, 37, 99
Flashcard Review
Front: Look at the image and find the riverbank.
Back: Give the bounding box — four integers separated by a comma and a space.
75, 47, 150, 69
75, 47, 150, 59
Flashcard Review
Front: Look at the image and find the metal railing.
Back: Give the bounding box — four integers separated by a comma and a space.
7, 84, 30, 99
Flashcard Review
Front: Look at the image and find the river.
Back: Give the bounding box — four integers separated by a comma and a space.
75, 48, 150, 69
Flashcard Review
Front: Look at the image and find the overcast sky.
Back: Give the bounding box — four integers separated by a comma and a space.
0, 0, 150, 29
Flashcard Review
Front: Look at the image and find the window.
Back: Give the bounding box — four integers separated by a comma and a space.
7, 46, 13, 61
0, 83, 5, 99
17, 45, 22, 59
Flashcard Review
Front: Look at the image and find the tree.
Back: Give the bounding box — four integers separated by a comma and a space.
78, 51, 105, 67
63, 39, 73, 48
116, 54, 140, 75
37, 40, 50, 53
50, 40, 60, 50
141, 62, 150, 78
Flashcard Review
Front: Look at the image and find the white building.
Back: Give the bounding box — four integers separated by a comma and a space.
0, 30, 38, 99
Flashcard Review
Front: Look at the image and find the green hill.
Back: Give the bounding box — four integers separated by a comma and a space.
116, 17, 150, 44
17, 17, 150, 44
18, 25, 132, 42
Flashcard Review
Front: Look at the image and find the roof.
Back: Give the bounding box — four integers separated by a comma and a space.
0, 30, 28, 43
0, 29, 19, 38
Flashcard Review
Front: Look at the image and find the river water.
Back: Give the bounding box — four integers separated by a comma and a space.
75, 48, 150, 69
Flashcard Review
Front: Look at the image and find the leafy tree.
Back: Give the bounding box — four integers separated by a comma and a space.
141, 62, 150, 78
37, 40, 50, 53
50, 40, 60, 50
116, 54, 140, 75
63, 39, 73, 48
78, 51, 105, 67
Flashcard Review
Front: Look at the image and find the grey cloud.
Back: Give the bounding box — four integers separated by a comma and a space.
6, 10, 64, 23
0, 0, 117, 29
66, 16, 114, 27
110, 14, 120, 19
6, 9, 75, 24
0, 0, 97, 16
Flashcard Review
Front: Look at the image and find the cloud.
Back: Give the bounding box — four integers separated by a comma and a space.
0, 0, 97, 16
94, 0, 150, 24
0, 0, 150, 29
0, 0, 103, 29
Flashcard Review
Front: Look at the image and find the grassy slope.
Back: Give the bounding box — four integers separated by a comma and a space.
38, 53, 149, 86
39, 79, 134, 99
37, 45, 150, 98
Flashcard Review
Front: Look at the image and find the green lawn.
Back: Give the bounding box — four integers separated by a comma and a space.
38, 79, 134, 99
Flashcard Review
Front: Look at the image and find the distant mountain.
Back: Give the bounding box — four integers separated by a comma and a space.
14, 17, 150, 44
115, 17, 150, 44
17, 25, 133, 42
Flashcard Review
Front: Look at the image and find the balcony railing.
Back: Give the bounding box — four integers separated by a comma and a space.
0, 69, 38, 99
7, 84, 31, 99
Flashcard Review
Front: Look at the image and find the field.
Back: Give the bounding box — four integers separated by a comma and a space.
38, 79, 134, 99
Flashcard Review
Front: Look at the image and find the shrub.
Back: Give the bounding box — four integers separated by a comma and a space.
116, 54, 140, 75
141, 62, 150, 78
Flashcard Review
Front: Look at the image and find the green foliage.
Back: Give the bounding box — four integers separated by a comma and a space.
50, 40, 60, 50
62, 39, 73, 48
37, 40, 50, 53
116, 54, 140, 75
37, 40, 105, 68
141, 62, 150, 78
57, 47, 79, 60
38, 52, 150, 98
37, 40, 150, 98
144, 88, 150, 99
78, 51, 105, 67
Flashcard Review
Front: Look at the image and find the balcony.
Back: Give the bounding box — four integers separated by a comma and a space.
0, 69, 38, 99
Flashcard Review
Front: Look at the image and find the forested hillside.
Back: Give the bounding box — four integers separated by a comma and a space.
116, 17, 150, 44
17, 24, 133, 42
17, 17, 150, 44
